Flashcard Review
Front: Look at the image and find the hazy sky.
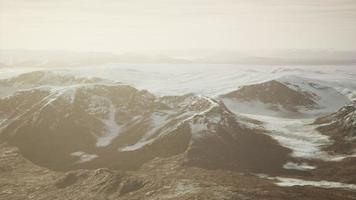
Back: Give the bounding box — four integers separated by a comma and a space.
1, 0, 356, 54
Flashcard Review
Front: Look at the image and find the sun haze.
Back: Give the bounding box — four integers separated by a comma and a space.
1, 0, 356, 55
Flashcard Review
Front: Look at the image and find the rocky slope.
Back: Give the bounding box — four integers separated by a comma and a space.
314, 101, 356, 154
2, 71, 356, 199
1, 143, 356, 200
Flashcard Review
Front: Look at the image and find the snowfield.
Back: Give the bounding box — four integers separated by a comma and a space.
236, 114, 356, 161
1, 64, 355, 97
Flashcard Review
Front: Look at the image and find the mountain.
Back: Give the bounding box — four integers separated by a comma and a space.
314, 101, 356, 154
220, 76, 351, 116
1, 70, 356, 199
0, 71, 290, 173
197, 49, 356, 65
0, 50, 191, 68
221, 80, 316, 111
1, 49, 356, 68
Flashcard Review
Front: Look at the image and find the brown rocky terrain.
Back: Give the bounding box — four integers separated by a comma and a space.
314, 101, 356, 154
1, 71, 356, 199
1, 142, 356, 200
309, 157, 356, 184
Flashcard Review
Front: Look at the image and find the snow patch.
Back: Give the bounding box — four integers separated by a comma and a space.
119, 111, 172, 152
120, 139, 155, 152
274, 177, 356, 190
70, 151, 98, 163
258, 174, 356, 191
283, 162, 316, 171
96, 101, 121, 147
241, 114, 356, 161
96, 99, 121, 147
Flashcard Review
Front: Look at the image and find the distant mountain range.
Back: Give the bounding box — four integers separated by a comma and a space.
0, 49, 355, 67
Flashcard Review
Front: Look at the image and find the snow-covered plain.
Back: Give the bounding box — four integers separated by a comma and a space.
1, 64, 356, 98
